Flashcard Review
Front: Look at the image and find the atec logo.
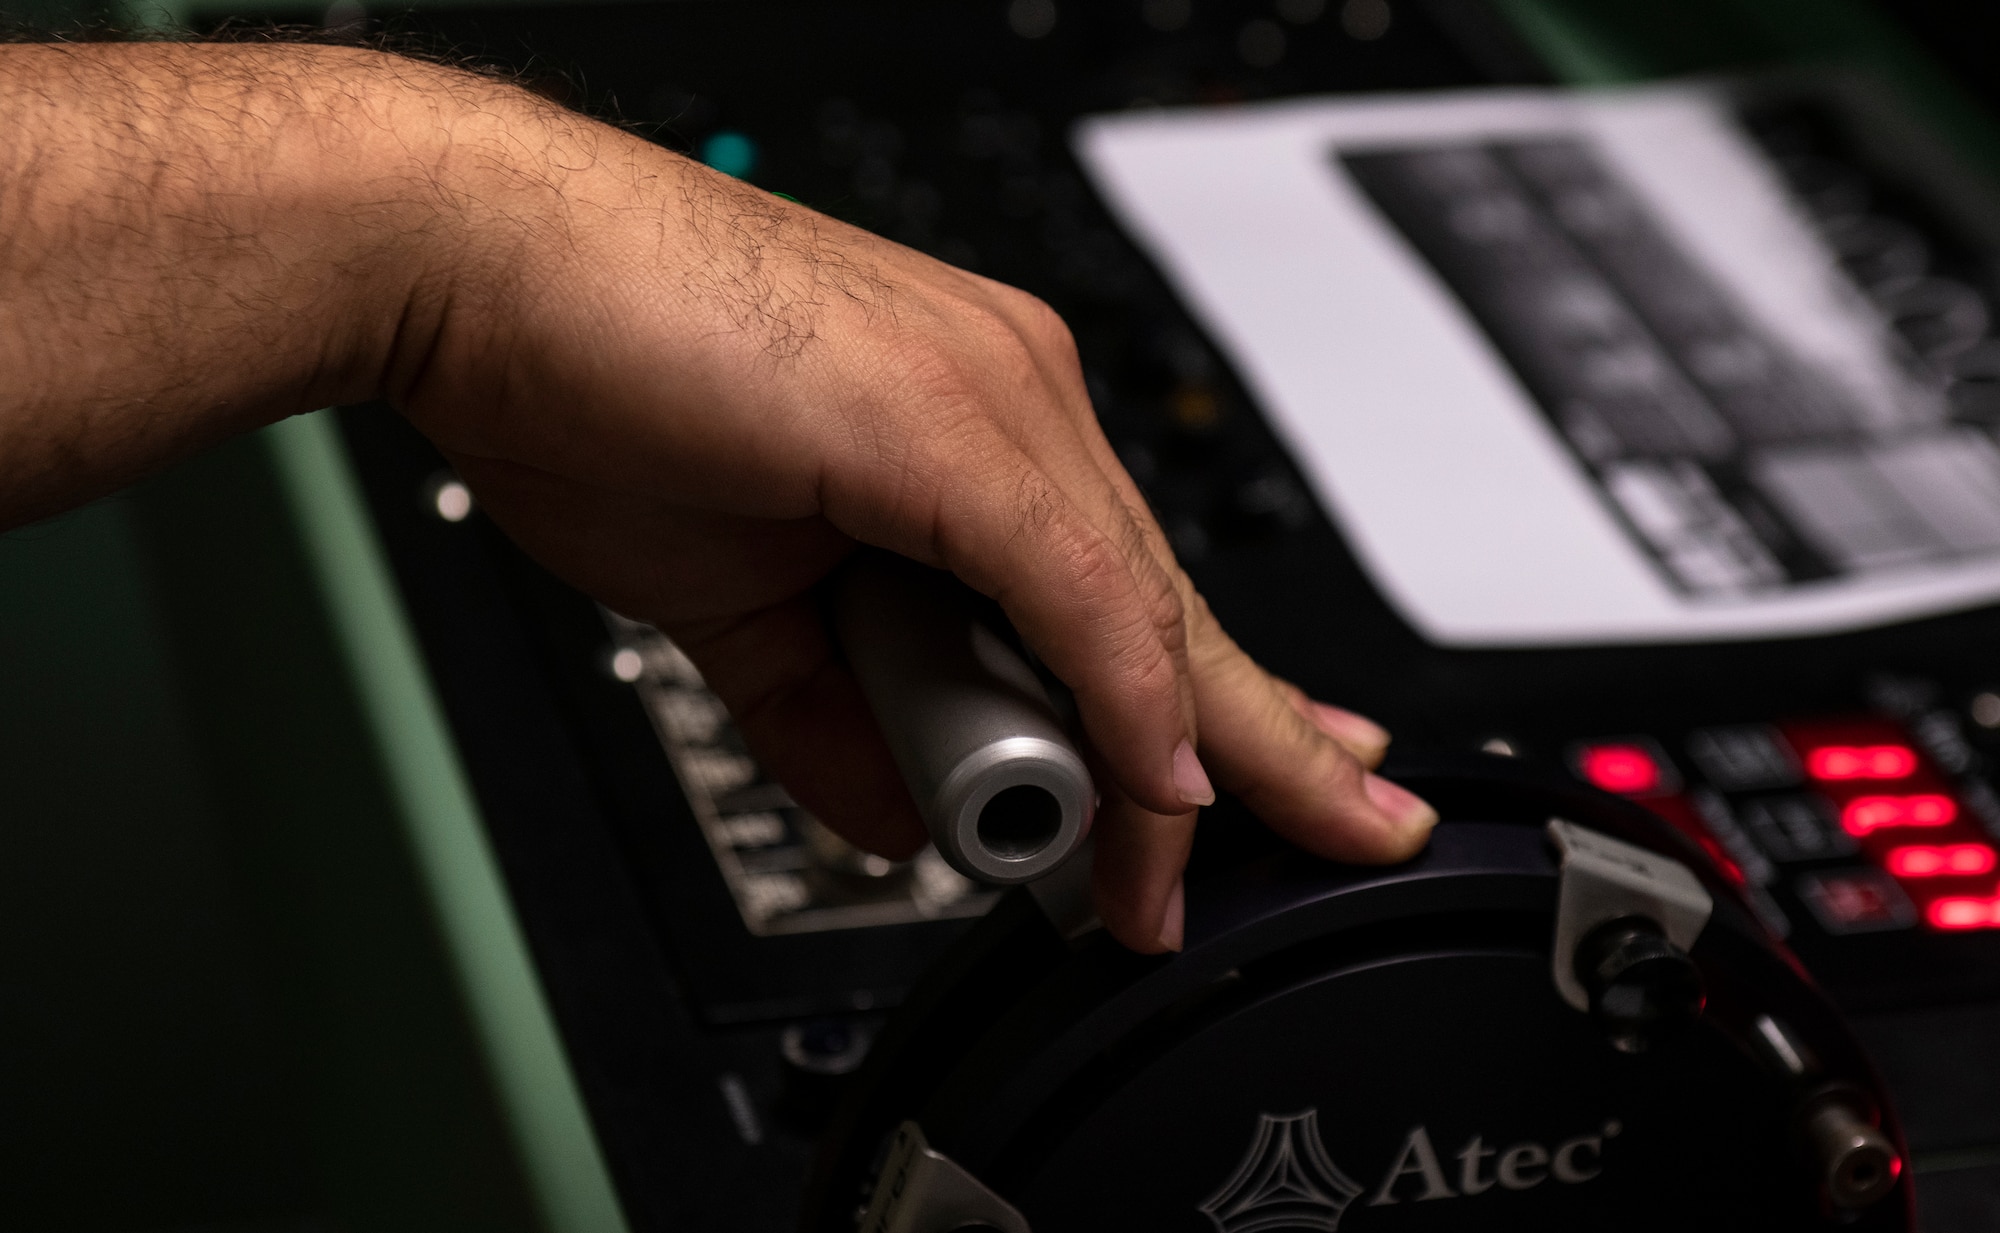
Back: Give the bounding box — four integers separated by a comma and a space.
1200, 1110, 1620, 1232
1199, 1111, 1361, 1233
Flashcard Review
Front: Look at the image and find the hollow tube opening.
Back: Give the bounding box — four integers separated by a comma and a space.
977, 784, 1063, 862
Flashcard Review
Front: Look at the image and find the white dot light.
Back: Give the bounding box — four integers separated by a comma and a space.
609, 648, 645, 683
431, 479, 473, 523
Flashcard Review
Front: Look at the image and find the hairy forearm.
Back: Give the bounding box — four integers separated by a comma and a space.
0, 38, 1433, 951
0, 42, 591, 527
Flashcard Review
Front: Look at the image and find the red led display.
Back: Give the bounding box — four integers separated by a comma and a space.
1840, 794, 1958, 837
1806, 744, 1918, 781
1885, 844, 1998, 878
1927, 895, 2000, 931
1663, 716, 2000, 935
1576, 744, 1663, 795
1799, 870, 1917, 932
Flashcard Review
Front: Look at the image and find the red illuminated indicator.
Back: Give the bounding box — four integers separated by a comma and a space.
1577, 745, 1663, 795
1885, 844, 1998, 878
1927, 896, 2000, 931
1806, 744, 1919, 781
1840, 794, 1958, 836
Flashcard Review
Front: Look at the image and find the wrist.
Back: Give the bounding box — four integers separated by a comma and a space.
0, 41, 649, 528
0, 43, 503, 414
225, 46, 546, 415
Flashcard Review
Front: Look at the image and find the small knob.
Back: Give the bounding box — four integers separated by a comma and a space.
1574, 917, 1706, 1053
777, 1018, 876, 1133
1802, 1099, 1901, 1210
781, 1018, 874, 1080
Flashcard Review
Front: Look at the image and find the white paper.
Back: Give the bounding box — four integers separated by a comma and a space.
1074, 87, 2000, 645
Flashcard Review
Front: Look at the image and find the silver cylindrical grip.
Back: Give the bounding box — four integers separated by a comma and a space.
832, 552, 1093, 885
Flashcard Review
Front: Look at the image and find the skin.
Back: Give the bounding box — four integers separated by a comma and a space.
0, 42, 1437, 952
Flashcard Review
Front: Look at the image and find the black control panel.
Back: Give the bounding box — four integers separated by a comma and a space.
325, 2, 2000, 1229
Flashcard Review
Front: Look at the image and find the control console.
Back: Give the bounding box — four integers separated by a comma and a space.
323, 1, 2000, 1228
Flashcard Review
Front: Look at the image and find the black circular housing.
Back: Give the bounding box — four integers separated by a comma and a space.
810, 755, 1911, 1232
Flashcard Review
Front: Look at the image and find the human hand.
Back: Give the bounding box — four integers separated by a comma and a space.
0, 42, 1434, 952
395, 76, 1437, 950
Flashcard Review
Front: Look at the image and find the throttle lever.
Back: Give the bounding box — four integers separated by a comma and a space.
833, 551, 1093, 885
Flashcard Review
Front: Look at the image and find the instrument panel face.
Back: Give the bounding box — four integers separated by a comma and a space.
604, 613, 997, 937
1552, 693, 2000, 1008
323, 1, 2000, 1229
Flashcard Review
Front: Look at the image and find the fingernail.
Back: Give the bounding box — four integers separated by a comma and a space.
1310, 702, 1390, 751
1365, 772, 1438, 831
1173, 739, 1215, 807
1157, 879, 1185, 953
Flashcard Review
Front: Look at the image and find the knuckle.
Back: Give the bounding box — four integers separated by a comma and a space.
980, 288, 1080, 375
1115, 519, 1189, 655
960, 295, 1037, 357
1061, 524, 1132, 602
1007, 464, 1066, 543
1060, 534, 1175, 689
1021, 293, 1078, 353
1106, 615, 1183, 706
892, 333, 982, 406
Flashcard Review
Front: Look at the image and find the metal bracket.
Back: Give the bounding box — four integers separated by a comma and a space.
1547, 819, 1713, 1012
858, 1121, 1032, 1233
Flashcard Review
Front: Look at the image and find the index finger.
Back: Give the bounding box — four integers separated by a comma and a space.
819, 420, 1204, 822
